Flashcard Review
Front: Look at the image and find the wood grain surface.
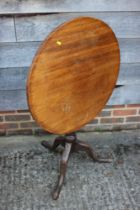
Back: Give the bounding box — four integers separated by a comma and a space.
27, 17, 120, 134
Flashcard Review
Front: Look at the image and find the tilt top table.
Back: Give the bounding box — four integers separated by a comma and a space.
26, 17, 120, 199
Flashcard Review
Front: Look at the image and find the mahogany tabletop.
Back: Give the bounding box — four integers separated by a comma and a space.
26, 17, 120, 134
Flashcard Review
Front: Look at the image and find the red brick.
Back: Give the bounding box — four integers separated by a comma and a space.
100, 117, 124, 124
17, 110, 30, 113
126, 116, 140, 122
0, 123, 6, 130
82, 124, 113, 132
0, 129, 6, 136
88, 119, 98, 124
113, 109, 136, 116
0, 116, 3, 122
112, 124, 138, 131
98, 110, 111, 117
20, 121, 39, 128
5, 114, 30, 121
126, 104, 140, 108
0, 111, 16, 114
7, 129, 33, 136
113, 105, 126, 109
1, 123, 19, 129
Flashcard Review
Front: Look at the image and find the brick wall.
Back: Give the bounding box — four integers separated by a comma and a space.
0, 104, 140, 136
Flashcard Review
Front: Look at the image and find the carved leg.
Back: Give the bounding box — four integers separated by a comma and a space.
41, 133, 112, 200
52, 142, 72, 200
74, 140, 112, 163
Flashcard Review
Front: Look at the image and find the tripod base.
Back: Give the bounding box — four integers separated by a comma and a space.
41, 133, 112, 200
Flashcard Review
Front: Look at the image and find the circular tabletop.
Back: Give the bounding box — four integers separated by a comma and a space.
27, 17, 120, 134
